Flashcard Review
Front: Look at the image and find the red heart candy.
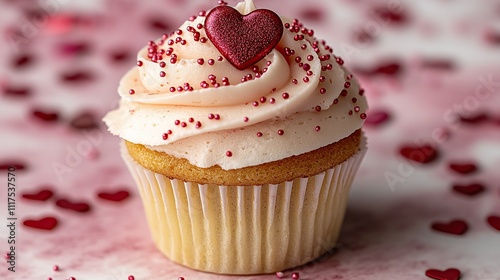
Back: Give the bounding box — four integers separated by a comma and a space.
364, 110, 391, 127
487, 215, 500, 231
420, 59, 455, 71
205, 6, 283, 70
22, 189, 54, 201
459, 113, 489, 124
0, 161, 27, 170
69, 112, 99, 130
23, 217, 58, 230
97, 190, 130, 202
55, 199, 91, 213
431, 219, 468, 235
399, 144, 439, 164
449, 162, 477, 175
61, 71, 94, 83
354, 61, 402, 76
3, 85, 32, 97
425, 268, 461, 280
452, 183, 485, 196
32, 109, 59, 122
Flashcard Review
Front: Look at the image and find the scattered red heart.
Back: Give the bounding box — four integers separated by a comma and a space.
449, 162, 477, 175
55, 199, 91, 213
487, 215, 500, 231
23, 217, 58, 230
97, 190, 130, 202
431, 219, 468, 235
425, 268, 461, 280
452, 183, 485, 196
399, 144, 439, 164
22, 188, 54, 201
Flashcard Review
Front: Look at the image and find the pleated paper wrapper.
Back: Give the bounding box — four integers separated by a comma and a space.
121, 139, 366, 274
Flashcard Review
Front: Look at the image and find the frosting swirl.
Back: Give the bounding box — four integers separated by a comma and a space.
104, 0, 368, 170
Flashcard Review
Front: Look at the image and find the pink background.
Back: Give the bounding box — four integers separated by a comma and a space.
1, 0, 500, 279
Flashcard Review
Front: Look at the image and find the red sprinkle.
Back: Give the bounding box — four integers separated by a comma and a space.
257, 132, 263, 137
53, 265, 59, 271
315, 126, 321, 131
226, 151, 233, 157
137, 61, 143, 67
360, 113, 367, 119
320, 88, 326, 94
128, 276, 135, 280
129, 89, 135, 95
278, 129, 284, 135
282, 92, 289, 99
269, 98, 276, 104
208, 59, 215, 65
197, 58, 205, 65
292, 272, 300, 279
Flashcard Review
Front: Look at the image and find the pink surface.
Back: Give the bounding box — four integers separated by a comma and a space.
1, 0, 500, 279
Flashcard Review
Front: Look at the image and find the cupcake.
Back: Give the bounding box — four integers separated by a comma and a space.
104, 0, 368, 275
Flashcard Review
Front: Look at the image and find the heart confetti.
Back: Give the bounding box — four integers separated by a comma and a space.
55, 199, 91, 213
97, 190, 130, 202
449, 162, 477, 175
23, 217, 58, 231
425, 268, 461, 280
487, 215, 500, 231
0, 161, 27, 170
69, 112, 100, 130
452, 183, 485, 196
32, 109, 60, 122
459, 113, 489, 124
399, 144, 439, 164
364, 110, 391, 127
22, 188, 54, 201
205, 5, 283, 70
431, 219, 468, 235
2, 85, 32, 97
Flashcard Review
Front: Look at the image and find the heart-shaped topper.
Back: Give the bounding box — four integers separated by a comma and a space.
205, 5, 283, 70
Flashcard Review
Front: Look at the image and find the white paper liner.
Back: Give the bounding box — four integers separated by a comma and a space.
121, 138, 367, 274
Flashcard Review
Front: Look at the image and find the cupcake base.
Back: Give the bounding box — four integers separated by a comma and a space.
121, 138, 366, 274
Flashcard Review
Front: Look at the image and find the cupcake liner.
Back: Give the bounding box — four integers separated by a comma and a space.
121, 138, 366, 274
